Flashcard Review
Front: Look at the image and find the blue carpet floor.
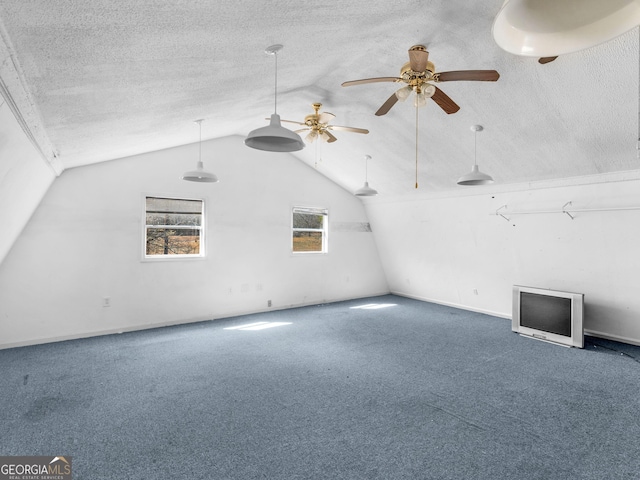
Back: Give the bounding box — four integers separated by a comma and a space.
1, 295, 639, 479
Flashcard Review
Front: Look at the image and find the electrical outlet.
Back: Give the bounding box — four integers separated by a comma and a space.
103, 297, 111, 307
268, 300, 272, 307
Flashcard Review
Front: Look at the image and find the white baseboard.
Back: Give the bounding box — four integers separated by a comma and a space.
391, 290, 511, 319
584, 329, 640, 347
0, 290, 392, 350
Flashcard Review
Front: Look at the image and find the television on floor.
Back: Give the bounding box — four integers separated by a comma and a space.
512, 285, 584, 348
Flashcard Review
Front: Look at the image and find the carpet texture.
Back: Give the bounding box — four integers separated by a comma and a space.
1, 295, 639, 479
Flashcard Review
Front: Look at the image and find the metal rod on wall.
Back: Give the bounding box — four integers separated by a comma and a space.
492, 203, 640, 221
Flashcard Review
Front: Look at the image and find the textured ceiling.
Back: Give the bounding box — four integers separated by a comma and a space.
0, 0, 638, 198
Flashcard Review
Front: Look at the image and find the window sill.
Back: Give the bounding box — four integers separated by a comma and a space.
141, 255, 206, 262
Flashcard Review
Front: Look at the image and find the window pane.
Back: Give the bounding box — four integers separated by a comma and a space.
146, 228, 201, 255
146, 212, 202, 226
146, 197, 202, 214
293, 231, 323, 252
145, 196, 204, 258
293, 213, 323, 229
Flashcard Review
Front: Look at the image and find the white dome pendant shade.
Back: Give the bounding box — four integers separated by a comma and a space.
245, 45, 305, 152
355, 182, 378, 196
355, 155, 378, 196
245, 113, 306, 152
457, 125, 494, 186
457, 164, 494, 185
182, 119, 219, 183
492, 0, 640, 58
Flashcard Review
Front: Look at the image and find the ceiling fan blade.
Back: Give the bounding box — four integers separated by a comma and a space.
280, 119, 307, 126
323, 131, 338, 143
431, 87, 460, 114
539, 56, 558, 64
318, 112, 336, 124
375, 93, 399, 116
342, 77, 401, 87
408, 46, 429, 72
294, 128, 310, 133
436, 70, 500, 82
328, 125, 369, 134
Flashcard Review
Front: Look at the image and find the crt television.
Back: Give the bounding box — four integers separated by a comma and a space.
512, 285, 584, 348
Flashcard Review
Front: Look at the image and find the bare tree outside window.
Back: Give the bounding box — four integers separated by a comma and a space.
292, 207, 327, 253
145, 197, 204, 257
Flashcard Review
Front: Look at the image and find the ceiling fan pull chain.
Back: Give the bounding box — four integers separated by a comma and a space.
415, 103, 419, 189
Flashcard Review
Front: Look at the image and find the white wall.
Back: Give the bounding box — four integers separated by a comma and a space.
366, 172, 640, 345
0, 135, 388, 348
0, 102, 56, 265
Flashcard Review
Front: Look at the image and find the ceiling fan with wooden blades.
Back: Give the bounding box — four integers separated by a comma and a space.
279, 103, 369, 144
342, 45, 500, 116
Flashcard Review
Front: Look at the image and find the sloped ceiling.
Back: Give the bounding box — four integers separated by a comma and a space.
0, 0, 638, 198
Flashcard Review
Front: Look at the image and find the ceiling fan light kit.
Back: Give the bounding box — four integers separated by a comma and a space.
492, 0, 640, 58
280, 102, 369, 145
395, 85, 413, 102
182, 119, 219, 183
245, 44, 305, 153
457, 125, 494, 186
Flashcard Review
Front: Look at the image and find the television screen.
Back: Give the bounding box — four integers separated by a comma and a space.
520, 292, 572, 337
512, 285, 584, 348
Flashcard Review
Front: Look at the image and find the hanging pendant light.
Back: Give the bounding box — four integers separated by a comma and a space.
457, 125, 494, 186
182, 119, 219, 183
355, 154, 378, 196
492, 0, 640, 58
244, 44, 305, 152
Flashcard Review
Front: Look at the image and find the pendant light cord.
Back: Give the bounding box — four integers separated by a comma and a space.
365, 155, 369, 182
194, 119, 204, 165
474, 128, 477, 166
273, 51, 278, 115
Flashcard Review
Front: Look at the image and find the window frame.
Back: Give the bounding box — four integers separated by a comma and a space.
142, 195, 206, 261
291, 206, 328, 254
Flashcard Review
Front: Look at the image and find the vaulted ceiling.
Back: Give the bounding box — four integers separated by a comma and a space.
1, 0, 638, 198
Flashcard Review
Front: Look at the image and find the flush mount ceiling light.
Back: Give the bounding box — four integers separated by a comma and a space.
457, 125, 494, 186
492, 0, 640, 59
244, 44, 305, 152
355, 154, 378, 196
182, 119, 219, 183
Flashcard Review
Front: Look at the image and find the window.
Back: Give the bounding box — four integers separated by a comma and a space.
145, 196, 204, 258
292, 206, 328, 253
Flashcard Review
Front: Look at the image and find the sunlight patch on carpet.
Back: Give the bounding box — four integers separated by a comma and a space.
224, 321, 292, 331
350, 303, 397, 310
